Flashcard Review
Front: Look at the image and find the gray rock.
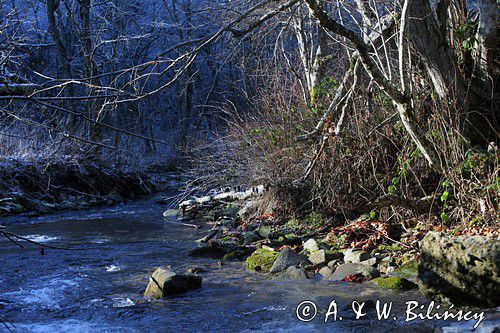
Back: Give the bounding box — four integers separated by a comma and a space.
418, 232, 500, 307
281, 266, 308, 280
319, 266, 334, 277
359, 257, 377, 267
270, 247, 309, 273
327, 259, 342, 268
144, 267, 202, 299
343, 249, 371, 263
303, 238, 319, 253
188, 244, 227, 259
329, 263, 380, 281
242, 231, 261, 244
214, 206, 240, 220
308, 250, 343, 265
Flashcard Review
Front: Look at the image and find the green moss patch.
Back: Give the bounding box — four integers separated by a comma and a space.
246, 248, 279, 272
372, 276, 417, 290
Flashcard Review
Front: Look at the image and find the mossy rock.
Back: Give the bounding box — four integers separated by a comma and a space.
372, 276, 417, 290
223, 247, 254, 261
241, 231, 261, 244
246, 248, 279, 272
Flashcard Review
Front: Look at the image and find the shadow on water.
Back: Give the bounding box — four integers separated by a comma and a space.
0, 200, 493, 332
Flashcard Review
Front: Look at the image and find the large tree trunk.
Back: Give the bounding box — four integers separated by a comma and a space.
407, 0, 462, 99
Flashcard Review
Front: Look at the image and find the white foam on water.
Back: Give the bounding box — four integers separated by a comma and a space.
112, 297, 135, 308
24, 234, 60, 243
92, 237, 111, 244
4, 277, 80, 310
14, 319, 136, 333
105, 265, 122, 272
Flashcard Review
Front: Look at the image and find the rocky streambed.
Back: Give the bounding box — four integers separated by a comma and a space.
168, 188, 500, 331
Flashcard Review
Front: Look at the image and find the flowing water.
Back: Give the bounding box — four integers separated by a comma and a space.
0, 199, 493, 332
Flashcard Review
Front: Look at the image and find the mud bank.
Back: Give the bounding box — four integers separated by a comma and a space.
0, 157, 153, 217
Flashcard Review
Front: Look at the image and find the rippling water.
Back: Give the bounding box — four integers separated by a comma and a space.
0, 200, 494, 332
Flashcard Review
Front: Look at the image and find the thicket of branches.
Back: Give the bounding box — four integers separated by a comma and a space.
188, 0, 499, 226
0, 0, 498, 225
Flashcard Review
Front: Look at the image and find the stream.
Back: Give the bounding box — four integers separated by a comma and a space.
0, 199, 488, 332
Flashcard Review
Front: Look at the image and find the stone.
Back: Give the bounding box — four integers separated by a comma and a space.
187, 267, 205, 274
270, 247, 309, 273
343, 249, 371, 263
418, 232, 500, 307
303, 238, 319, 253
280, 266, 308, 280
359, 257, 377, 267
329, 263, 380, 281
319, 266, 334, 277
372, 276, 417, 290
188, 244, 227, 259
308, 250, 343, 265
144, 267, 202, 299
257, 225, 273, 239
241, 231, 261, 245
214, 206, 240, 220
327, 259, 342, 268
246, 248, 279, 273
393, 261, 418, 280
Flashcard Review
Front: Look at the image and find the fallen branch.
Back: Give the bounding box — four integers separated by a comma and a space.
179, 185, 267, 214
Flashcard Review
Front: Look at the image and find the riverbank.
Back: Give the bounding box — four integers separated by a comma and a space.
0, 157, 158, 218
176, 187, 499, 320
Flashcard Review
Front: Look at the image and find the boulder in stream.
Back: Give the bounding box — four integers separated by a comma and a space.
246, 248, 279, 273
308, 249, 343, 265
329, 263, 380, 281
270, 247, 309, 273
280, 266, 309, 280
144, 267, 202, 299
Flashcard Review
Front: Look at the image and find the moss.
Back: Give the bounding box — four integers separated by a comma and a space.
286, 213, 324, 230
377, 244, 402, 253
303, 212, 324, 228
285, 218, 301, 230
394, 260, 418, 279
373, 277, 417, 290
246, 248, 279, 273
